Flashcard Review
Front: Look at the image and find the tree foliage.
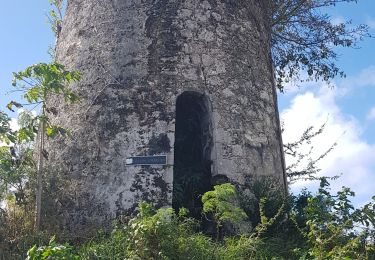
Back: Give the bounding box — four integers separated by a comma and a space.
202, 183, 247, 227
1, 62, 81, 231
47, 0, 64, 38
270, 0, 371, 90
0, 111, 16, 144
0, 144, 35, 203
202, 183, 247, 239
282, 122, 338, 183
7, 62, 80, 140
291, 178, 375, 259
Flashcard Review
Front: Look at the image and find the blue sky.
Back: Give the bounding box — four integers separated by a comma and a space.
0, 1, 374, 205
279, 0, 375, 205
0, 1, 54, 111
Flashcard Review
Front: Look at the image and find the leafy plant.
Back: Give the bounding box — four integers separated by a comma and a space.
291, 177, 375, 259
80, 202, 218, 260
9, 63, 80, 141
8, 62, 80, 231
202, 183, 247, 240
47, 0, 64, 38
27, 236, 78, 260
19, 178, 375, 259
0, 111, 17, 144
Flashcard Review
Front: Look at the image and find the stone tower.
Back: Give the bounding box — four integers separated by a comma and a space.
46, 0, 286, 234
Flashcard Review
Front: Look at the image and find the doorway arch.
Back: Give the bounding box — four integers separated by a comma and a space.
172, 91, 213, 218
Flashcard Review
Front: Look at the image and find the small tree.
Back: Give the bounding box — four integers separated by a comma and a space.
202, 183, 247, 240
8, 62, 80, 231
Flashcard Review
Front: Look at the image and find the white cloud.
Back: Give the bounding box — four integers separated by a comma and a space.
280, 64, 375, 97
332, 66, 375, 97
367, 107, 375, 120
367, 17, 375, 30
331, 16, 345, 25
281, 83, 375, 205
355, 66, 375, 87
281, 78, 321, 96
9, 117, 19, 131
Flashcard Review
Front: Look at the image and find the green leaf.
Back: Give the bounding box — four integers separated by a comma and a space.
6, 102, 14, 112
46, 126, 55, 137
26, 244, 38, 258
46, 125, 68, 138
7, 101, 23, 112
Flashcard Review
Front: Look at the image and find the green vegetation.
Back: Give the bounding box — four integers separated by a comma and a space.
1, 100, 375, 259
202, 183, 247, 240
27, 236, 79, 260
4, 62, 80, 232
1, 0, 374, 259
271, 0, 371, 90
0, 62, 80, 258
16, 182, 374, 259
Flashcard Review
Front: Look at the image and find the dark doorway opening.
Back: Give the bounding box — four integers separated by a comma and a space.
173, 92, 213, 219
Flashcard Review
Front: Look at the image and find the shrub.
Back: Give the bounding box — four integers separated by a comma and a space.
202, 183, 247, 240
79, 202, 218, 259
21, 180, 375, 260
26, 236, 78, 260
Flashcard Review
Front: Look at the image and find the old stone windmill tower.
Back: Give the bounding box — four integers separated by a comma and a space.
46, 0, 286, 233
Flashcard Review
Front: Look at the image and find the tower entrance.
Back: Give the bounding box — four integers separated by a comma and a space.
172, 92, 212, 218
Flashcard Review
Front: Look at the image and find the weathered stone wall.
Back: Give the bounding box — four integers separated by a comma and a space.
45, 0, 286, 234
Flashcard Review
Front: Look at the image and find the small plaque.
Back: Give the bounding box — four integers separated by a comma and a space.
126, 155, 167, 166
